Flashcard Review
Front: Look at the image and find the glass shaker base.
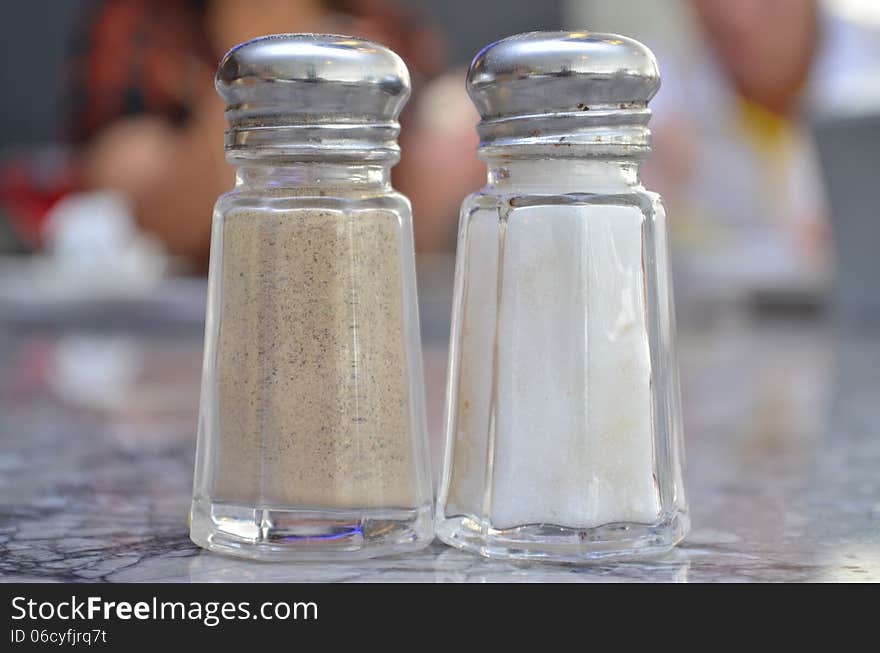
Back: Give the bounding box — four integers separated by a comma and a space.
435, 511, 689, 563
190, 498, 433, 561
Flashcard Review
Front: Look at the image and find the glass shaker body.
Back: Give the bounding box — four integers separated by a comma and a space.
190, 35, 432, 560
436, 32, 688, 562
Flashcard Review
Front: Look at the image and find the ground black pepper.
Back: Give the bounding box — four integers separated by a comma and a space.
212, 208, 416, 509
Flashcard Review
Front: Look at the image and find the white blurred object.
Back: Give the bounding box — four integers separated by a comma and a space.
50, 334, 143, 411
40, 191, 168, 297
0, 191, 170, 308
810, 2, 880, 118
824, 0, 880, 29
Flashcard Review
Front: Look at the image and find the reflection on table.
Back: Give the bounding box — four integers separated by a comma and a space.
0, 263, 878, 582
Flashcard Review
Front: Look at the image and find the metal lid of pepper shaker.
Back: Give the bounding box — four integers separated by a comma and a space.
215, 34, 411, 161
466, 31, 661, 158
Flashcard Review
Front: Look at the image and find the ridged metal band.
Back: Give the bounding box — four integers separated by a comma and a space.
477, 104, 652, 159
224, 120, 401, 163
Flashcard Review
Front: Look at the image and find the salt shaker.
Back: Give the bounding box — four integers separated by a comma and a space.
436, 32, 688, 561
190, 35, 433, 560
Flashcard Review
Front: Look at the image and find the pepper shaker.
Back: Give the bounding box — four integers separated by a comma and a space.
190, 34, 433, 560
436, 31, 688, 561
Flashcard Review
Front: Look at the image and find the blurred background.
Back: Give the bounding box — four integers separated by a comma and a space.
0, 0, 880, 448
3, 0, 880, 311
1, 0, 880, 499
2, 1, 880, 582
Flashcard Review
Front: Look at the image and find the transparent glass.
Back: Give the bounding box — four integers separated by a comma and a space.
191, 162, 433, 560
436, 158, 688, 562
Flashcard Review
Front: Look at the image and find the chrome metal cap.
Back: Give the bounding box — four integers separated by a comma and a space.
467, 31, 660, 158
216, 34, 411, 162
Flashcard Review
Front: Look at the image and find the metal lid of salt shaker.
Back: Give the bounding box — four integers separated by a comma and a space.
467, 31, 660, 158
216, 34, 411, 161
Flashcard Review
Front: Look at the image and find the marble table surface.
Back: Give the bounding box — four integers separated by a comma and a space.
1, 289, 878, 582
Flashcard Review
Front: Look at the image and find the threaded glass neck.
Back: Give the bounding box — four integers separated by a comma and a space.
485, 159, 641, 192
234, 162, 392, 192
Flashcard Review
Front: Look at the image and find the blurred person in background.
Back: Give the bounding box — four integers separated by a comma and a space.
645, 0, 880, 301
396, 68, 483, 253
60, 0, 476, 270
